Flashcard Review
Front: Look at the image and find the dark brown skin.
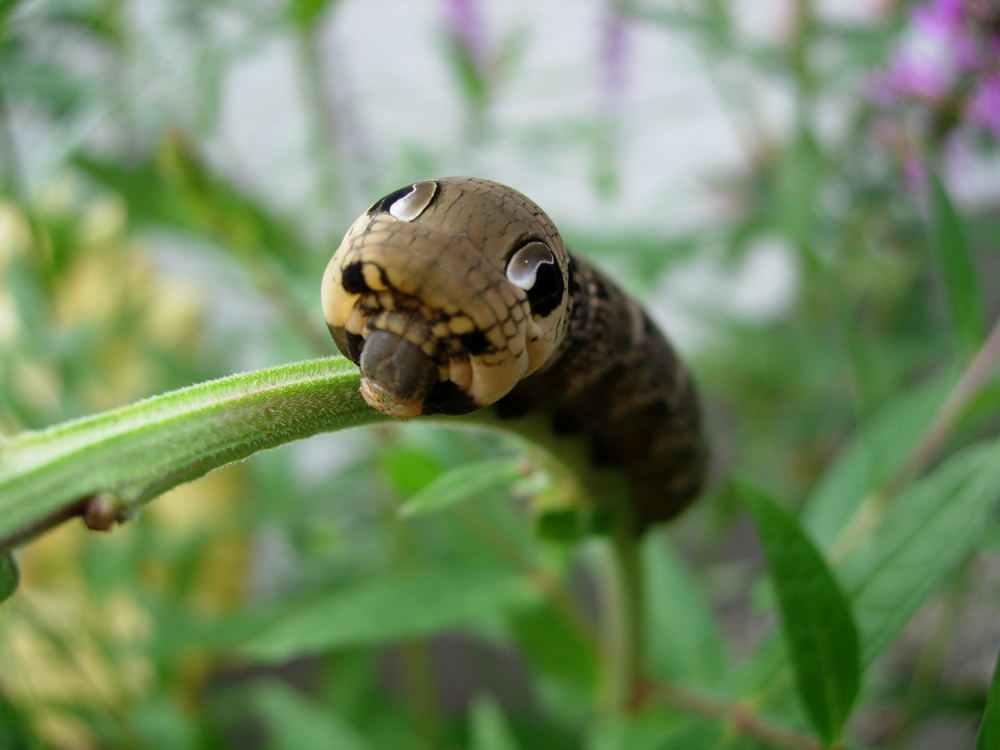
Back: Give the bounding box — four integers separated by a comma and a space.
322, 177, 706, 529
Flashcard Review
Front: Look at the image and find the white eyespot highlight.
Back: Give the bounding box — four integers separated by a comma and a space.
506, 241, 555, 290
389, 181, 438, 221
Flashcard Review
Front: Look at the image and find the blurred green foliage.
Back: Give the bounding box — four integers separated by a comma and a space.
1, 0, 999, 748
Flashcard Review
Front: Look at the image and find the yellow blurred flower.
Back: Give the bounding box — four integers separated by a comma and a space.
0, 199, 30, 267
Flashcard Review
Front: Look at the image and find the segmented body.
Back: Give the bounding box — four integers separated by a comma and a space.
322, 177, 706, 529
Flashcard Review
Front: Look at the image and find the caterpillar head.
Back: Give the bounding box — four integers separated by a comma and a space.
321, 177, 573, 419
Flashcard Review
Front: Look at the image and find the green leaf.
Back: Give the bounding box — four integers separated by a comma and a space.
643, 536, 725, 685
252, 681, 369, 750
0, 689, 39, 749
838, 439, 1000, 664
242, 565, 540, 662
381, 445, 444, 498
469, 696, 521, 750
0, 553, 18, 603
743, 485, 860, 744
399, 458, 526, 518
129, 695, 199, 750
740, 438, 1000, 710
287, 0, 339, 29
585, 708, 705, 750
77, 138, 315, 275
927, 167, 983, 356
510, 606, 596, 689
804, 374, 952, 548
443, 36, 489, 109
978, 649, 1000, 750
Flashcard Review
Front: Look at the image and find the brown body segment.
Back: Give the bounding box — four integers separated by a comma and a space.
322, 176, 706, 528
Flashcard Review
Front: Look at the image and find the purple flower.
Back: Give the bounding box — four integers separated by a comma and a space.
913, 0, 964, 34
971, 72, 1000, 138
599, 6, 630, 109
442, 0, 488, 72
873, 56, 951, 103
873, 0, 1000, 144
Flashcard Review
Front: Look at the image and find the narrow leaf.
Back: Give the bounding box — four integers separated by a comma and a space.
927, 167, 983, 355
804, 374, 951, 548
743, 485, 860, 744
242, 565, 539, 662
978, 649, 1000, 750
742, 439, 1000, 706
470, 696, 521, 750
0, 553, 18, 603
510, 606, 596, 688
253, 682, 369, 750
839, 439, 1000, 664
399, 458, 526, 518
287, 0, 338, 29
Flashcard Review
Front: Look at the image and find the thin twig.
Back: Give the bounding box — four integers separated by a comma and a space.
884, 315, 1000, 498
833, 314, 1000, 557
645, 680, 824, 750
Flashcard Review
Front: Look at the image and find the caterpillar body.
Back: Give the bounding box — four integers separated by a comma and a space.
321, 177, 706, 529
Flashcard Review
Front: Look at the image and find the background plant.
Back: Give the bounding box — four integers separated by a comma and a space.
1, 0, 999, 748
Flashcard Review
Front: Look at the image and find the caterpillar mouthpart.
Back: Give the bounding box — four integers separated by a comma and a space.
358, 330, 438, 420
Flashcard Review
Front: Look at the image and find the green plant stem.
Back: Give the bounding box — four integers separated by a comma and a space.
0, 357, 383, 551
0, 355, 617, 553
0, 355, 839, 747
598, 516, 645, 712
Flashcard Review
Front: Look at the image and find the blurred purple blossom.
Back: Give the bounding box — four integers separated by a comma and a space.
873, 57, 949, 102
874, 0, 1000, 142
913, 0, 963, 34
442, 0, 489, 73
600, 4, 631, 111
971, 72, 1000, 138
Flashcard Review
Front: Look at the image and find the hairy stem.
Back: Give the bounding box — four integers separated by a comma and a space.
0, 356, 624, 555
0, 355, 839, 747
0, 358, 382, 551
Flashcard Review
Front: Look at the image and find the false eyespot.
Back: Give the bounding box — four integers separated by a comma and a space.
367, 181, 439, 221
506, 241, 563, 316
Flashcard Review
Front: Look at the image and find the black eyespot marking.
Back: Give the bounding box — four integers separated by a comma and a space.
460, 329, 491, 355
328, 324, 365, 364
424, 380, 478, 415
527, 260, 564, 317
345, 331, 365, 364
367, 185, 415, 215
341, 262, 368, 294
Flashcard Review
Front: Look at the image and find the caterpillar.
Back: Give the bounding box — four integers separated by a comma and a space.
321, 177, 706, 529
